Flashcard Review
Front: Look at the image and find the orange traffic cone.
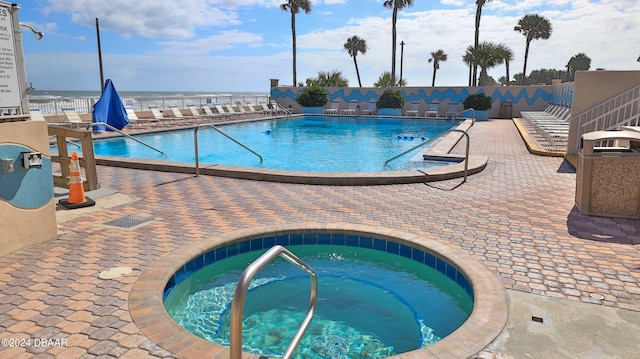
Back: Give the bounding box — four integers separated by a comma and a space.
68, 152, 86, 204
59, 152, 95, 209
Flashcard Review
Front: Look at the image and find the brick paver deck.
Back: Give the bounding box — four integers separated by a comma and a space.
1, 119, 639, 358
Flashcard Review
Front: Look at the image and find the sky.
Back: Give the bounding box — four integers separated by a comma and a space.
13, 0, 640, 92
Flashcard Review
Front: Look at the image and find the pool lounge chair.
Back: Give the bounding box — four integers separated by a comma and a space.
260, 103, 274, 115
199, 104, 226, 121
445, 102, 460, 118
126, 106, 158, 128
223, 104, 241, 117
324, 101, 340, 115
168, 105, 196, 125
30, 108, 46, 122
424, 102, 439, 117
61, 107, 84, 128
215, 104, 241, 117
404, 102, 420, 117
149, 106, 176, 126
360, 100, 378, 115
341, 100, 358, 115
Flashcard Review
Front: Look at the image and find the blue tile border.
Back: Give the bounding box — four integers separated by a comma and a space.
163, 232, 474, 301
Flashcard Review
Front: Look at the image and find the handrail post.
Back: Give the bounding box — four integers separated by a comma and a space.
384, 128, 470, 182
229, 245, 317, 359
194, 123, 263, 177
450, 129, 470, 182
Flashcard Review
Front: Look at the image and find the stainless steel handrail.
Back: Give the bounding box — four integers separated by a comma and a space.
452, 108, 476, 125
85, 122, 166, 156
194, 123, 263, 176
229, 245, 318, 359
384, 128, 471, 181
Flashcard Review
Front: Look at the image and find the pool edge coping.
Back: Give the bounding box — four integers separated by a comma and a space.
129, 223, 508, 359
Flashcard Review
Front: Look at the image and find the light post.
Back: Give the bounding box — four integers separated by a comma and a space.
399, 41, 405, 86
96, 18, 104, 93
19, 23, 44, 40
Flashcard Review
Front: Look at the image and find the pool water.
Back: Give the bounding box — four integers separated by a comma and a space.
164, 245, 473, 358
82, 116, 458, 172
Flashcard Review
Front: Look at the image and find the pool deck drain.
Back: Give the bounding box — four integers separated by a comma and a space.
103, 215, 155, 229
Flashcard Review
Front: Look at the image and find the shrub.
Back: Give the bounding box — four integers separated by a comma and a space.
295, 86, 329, 107
376, 89, 405, 109
462, 93, 492, 111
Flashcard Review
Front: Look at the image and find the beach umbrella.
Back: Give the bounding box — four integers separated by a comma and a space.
92, 79, 128, 131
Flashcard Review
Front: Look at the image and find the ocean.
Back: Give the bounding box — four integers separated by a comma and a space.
28, 90, 270, 115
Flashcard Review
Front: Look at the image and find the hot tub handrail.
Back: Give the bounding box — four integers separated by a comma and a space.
85, 122, 166, 156
384, 128, 470, 181
229, 245, 317, 359
194, 123, 263, 176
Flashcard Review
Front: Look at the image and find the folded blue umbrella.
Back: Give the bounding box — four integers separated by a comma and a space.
92, 79, 128, 131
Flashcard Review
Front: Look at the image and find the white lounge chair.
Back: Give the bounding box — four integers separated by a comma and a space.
341, 100, 358, 115
445, 102, 459, 118
360, 100, 377, 115
259, 103, 274, 115
405, 101, 420, 117
30, 108, 46, 121
126, 106, 158, 128
200, 104, 225, 120
324, 101, 340, 115
61, 107, 84, 128
168, 105, 196, 125
424, 102, 439, 117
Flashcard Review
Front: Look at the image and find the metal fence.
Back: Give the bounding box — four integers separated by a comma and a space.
29, 95, 271, 115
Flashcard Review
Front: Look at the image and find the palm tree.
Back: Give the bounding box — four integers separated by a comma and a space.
374, 71, 407, 87
280, 0, 312, 86
306, 70, 349, 87
383, 0, 414, 86
475, 42, 501, 86
514, 14, 552, 84
472, 0, 495, 86
494, 43, 514, 85
344, 36, 367, 87
565, 53, 591, 81
428, 49, 447, 87
462, 46, 474, 86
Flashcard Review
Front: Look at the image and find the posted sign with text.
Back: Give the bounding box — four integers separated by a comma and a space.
0, 4, 20, 108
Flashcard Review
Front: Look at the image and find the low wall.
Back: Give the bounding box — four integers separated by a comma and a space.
271, 85, 554, 118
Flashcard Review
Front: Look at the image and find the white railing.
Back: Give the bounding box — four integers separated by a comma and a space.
574, 84, 640, 153
28, 95, 271, 115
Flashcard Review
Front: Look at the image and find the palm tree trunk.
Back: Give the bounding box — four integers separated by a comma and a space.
473, 4, 482, 86
468, 64, 472, 86
522, 40, 530, 84
431, 62, 437, 87
505, 60, 510, 86
353, 56, 362, 87
291, 13, 297, 86
391, 7, 398, 86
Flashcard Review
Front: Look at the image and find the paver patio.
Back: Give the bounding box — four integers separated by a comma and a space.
1, 119, 638, 358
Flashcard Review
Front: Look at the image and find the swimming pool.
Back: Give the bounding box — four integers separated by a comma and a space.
164, 243, 473, 358
87, 116, 460, 172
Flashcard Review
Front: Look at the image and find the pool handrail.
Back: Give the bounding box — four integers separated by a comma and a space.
229, 245, 317, 359
452, 108, 476, 125
384, 128, 470, 181
194, 123, 263, 176
85, 122, 166, 157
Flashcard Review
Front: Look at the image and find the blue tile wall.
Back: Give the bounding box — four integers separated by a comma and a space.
163, 233, 474, 301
